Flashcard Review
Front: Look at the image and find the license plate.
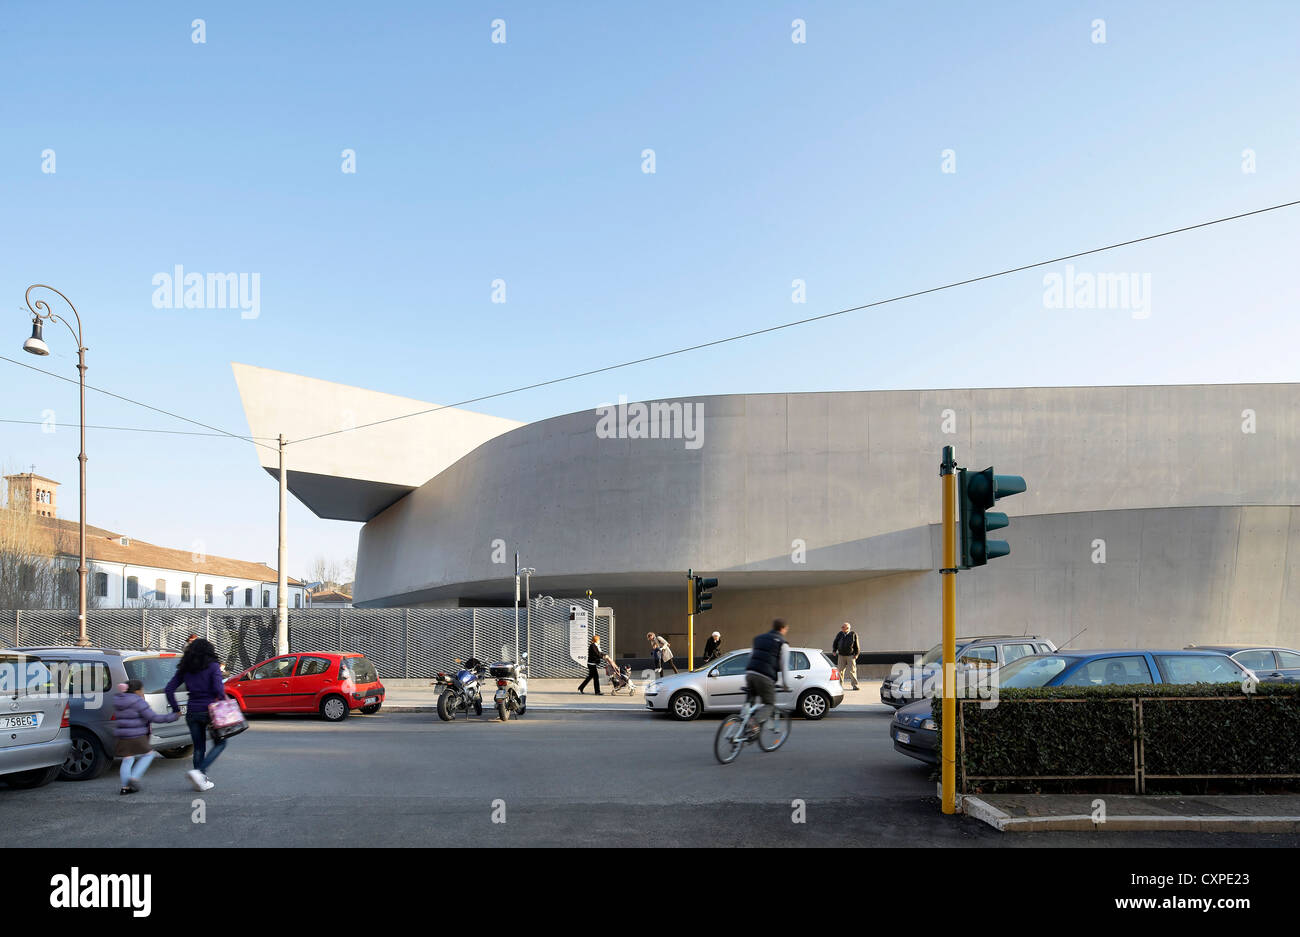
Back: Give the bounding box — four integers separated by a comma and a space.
0, 713, 41, 730
896, 731, 911, 744
365, 697, 377, 704
494, 689, 507, 700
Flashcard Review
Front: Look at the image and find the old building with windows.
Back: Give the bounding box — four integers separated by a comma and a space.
1, 472, 306, 610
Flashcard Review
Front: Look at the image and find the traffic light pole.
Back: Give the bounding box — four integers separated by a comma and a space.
940, 446, 959, 815
687, 570, 695, 672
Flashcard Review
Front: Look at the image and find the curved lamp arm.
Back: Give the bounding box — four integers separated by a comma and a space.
25, 283, 85, 349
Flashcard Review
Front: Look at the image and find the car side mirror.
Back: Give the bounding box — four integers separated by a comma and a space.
707, 669, 719, 678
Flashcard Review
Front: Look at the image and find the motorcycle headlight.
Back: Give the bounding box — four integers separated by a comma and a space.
922, 718, 937, 730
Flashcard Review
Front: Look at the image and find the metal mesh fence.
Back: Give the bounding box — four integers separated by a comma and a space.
2, 600, 607, 679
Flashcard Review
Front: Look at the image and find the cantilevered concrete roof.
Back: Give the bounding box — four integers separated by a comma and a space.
232, 363, 522, 522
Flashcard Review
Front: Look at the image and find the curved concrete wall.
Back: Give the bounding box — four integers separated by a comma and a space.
354, 384, 1300, 651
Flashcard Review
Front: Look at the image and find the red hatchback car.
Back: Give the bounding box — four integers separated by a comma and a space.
224, 652, 385, 721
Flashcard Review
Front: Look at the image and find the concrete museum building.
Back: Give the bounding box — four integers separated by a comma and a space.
235, 363, 1300, 661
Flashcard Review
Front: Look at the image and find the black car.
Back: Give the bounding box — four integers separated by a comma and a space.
1184, 645, 1300, 683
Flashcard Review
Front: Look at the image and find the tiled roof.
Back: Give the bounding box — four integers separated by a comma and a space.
310, 590, 352, 602
2, 511, 302, 585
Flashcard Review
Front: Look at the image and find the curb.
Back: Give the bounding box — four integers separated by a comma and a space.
961, 796, 1300, 833
381, 704, 890, 716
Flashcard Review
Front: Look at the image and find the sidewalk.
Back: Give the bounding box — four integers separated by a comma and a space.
380, 678, 892, 714
962, 793, 1300, 833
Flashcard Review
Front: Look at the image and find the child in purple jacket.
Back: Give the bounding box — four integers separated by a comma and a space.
112, 678, 180, 794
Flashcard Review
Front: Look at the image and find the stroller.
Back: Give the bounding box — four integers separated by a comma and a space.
604, 659, 637, 695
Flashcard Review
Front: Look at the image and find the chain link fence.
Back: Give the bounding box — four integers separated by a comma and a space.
0, 600, 609, 679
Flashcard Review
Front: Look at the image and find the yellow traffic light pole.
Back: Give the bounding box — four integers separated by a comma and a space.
940, 446, 959, 815
687, 571, 695, 672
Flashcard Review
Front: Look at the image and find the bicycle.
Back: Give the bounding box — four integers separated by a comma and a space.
713, 685, 791, 764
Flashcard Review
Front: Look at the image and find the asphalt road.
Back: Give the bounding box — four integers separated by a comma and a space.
4, 710, 1298, 847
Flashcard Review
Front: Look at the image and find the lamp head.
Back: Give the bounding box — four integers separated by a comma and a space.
23, 318, 50, 356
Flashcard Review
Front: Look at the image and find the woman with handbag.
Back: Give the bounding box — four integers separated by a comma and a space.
164, 637, 232, 792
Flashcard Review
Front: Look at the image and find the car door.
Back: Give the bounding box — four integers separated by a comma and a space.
1274, 650, 1300, 683
287, 655, 334, 711
1234, 649, 1280, 681
703, 652, 749, 709
779, 651, 812, 707
236, 656, 298, 712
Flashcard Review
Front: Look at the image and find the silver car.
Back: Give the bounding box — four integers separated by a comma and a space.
645, 647, 844, 720
9, 647, 193, 781
0, 652, 72, 789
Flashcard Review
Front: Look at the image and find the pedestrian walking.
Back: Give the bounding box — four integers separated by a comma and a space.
578, 634, 605, 695
702, 631, 723, 664
164, 637, 232, 792
655, 634, 679, 676
111, 678, 180, 795
832, 622, 861, 690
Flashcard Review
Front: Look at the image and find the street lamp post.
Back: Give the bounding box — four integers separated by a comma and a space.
22, 285, 90, 647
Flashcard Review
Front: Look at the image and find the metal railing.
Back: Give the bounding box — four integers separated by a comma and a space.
0, 601, 608, 680
958, 694, 1300, 794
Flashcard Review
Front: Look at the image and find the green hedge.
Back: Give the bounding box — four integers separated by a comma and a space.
932, 682, 1300, 792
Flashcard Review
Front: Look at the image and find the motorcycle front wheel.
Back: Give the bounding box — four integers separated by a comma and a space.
437, 690, 456, 722
474, 699, 484, 717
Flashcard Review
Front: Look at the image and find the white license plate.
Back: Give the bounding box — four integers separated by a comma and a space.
364, 697, 378, 704
895, 731, 911, 744
494, 689, 507, 700
0, 713, 41, 730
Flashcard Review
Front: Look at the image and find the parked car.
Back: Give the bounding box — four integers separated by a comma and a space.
890, 648, 1253, 765
224, 652, 384, 721
0, 651, 71, 789
7, 646, 194, 780
1184, 644, 1300, 683
879, 634, 1058, 708
645, 647, 843, 720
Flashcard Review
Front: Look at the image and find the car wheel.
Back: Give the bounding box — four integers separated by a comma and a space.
4, 764, 62, 789
360, 703, 381, 715
61, 729, 109, 781
159, 745, 194, 759
798, 690, 830, 720
320, 695, 349, 722
668, 690, 702, 721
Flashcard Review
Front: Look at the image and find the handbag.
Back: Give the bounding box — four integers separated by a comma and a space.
208, 697, 248, 741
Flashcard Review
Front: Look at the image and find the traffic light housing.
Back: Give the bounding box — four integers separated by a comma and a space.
693, 575, 717, 614
958, 466, 1026, 568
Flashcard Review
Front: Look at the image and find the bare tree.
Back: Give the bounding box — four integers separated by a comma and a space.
309, 555, 355, 593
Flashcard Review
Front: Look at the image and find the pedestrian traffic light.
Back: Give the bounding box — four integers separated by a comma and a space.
958, 466, 1026, 568
693, 575, 717, 614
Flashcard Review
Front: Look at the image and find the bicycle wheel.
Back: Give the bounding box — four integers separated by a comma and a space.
714, 715, 746, 764
759, 708, 791, 751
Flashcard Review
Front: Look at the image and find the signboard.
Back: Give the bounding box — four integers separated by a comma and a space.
569, 605, 590, 666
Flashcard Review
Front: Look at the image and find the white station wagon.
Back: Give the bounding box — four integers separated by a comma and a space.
645, 647, 844, 720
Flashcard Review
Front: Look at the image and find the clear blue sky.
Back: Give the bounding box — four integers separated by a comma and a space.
3, 0, 1298, 573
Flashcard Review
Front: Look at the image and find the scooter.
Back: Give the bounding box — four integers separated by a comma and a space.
433, 657, 487, 721
491, 652, 528, 721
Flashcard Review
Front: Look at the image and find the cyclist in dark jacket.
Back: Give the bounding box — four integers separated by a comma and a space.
745, 620, 788, 728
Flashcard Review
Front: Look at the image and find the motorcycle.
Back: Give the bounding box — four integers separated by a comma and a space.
433, 657, 487, 721
491, 652, 528, 721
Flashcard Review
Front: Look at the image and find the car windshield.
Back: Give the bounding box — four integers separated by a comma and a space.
344, 656, 379, 684
125, 656, 181, 694
920, 641, 971, 665
997, 655, 1073, 688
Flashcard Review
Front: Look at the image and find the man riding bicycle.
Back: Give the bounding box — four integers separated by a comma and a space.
744, 619, 789, 734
